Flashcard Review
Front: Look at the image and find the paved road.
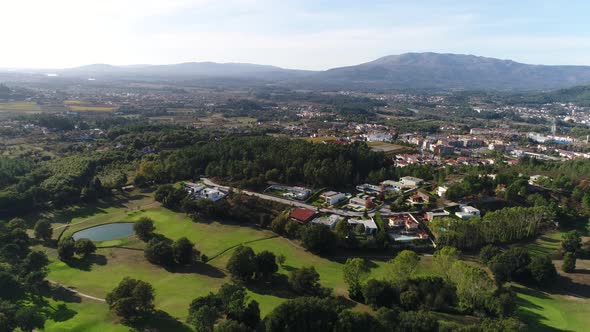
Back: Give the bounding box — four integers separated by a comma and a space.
202, 178, 367, 217
202, 178, 425, 218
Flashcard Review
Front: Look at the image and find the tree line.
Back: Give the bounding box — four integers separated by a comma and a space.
430, 206, 554, 250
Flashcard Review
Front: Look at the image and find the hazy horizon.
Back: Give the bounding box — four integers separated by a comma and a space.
1, 0, 590, 70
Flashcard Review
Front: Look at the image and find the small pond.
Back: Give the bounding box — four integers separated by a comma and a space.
72, 223, 134, 242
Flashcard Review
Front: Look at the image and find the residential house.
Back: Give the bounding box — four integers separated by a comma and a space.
311, 214, 343, 229
425, 210, 450, 222
321, 191, 347, 206
348, 218, 378, 235
436, 186, 448, 197
455, 205, 480, 220
290, 208, 317, 224
399, 176, 424, 187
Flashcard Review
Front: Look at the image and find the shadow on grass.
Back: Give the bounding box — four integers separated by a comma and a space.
51, 303, 78, 322
516, 295, 574, 332
246, 274, 297, 300
166, 262, 226, 278
573, 269, 590, 275
65, 254, 108, 271
280, 264, 297, 272
39, 283, 83, 304
548, 275, 590, 298
127, 310, 192, 332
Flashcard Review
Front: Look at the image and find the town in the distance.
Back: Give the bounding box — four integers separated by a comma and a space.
1, 52, 590, 332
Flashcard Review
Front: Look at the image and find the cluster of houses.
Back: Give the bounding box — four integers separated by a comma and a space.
289, 208, 380, 235
184, 182, 228, 202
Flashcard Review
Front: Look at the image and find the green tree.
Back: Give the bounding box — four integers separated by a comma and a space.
398, 311, 439, 332
14, 306, 45, 332
133, 217, 156, 241
490, 248, 531, 284
265, 297, 339, 332
270, 213, 288, 235
450, 261, 495, 311
362, 279, 397, 309
479, 245, 501, 265
57, 237, 76, 261
33, 220, 53, 242
0, 272, 24, 300
226, 246, 256, 281
562, 252, 576, 273
145, 238, 175, 266
299, 224, 336, 254
254, 250, 278, 280
284, 220, 301, 238
433, 247, 460, 281
334, 310, 382, 332
189, 305, 219, 332
74, 238, 97, 258
343, 258, 370, 302
289, 266, 326, 296
387, 250, 420, 285
528, 255, 557, 285
105, 278, 155, 321
561, 230, 582, 253
214, 320, 252, 332
173, 237, 197, 265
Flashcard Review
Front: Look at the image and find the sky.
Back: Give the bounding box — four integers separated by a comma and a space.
1, 0, 590, 70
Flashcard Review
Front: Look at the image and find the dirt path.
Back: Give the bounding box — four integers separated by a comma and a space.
48, 280, 106, 302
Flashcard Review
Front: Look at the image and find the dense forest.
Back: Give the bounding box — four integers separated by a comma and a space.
138, 136, 389, 189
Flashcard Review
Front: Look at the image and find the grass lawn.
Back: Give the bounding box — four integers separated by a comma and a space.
44, 193, 426, 330
43, 297, 128, 332
514, 284, 590, 332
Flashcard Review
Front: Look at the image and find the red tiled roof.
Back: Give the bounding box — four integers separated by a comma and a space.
290, 208, 316, 223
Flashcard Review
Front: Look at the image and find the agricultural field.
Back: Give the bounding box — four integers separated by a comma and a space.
0, 101, 42, 112
65, 100, 117, 112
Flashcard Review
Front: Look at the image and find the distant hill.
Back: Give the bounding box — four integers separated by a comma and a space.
63, 62, 313, 80
547, 85, 590, 102
301, 53, 590, 91
6, 53, 590, 91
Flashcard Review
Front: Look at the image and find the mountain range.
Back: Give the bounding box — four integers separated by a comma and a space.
8, 53, 590, 91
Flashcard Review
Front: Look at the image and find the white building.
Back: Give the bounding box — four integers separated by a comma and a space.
311, 214, 343, 229
356, 183, 383, 194
425, 210, 450, 221
185, 183, 227, 202
321, 191, 346, 205
436, 186, 448, 197
348, 218, 378, 235
455, 205, 480, 220
400, 176, 424, 187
